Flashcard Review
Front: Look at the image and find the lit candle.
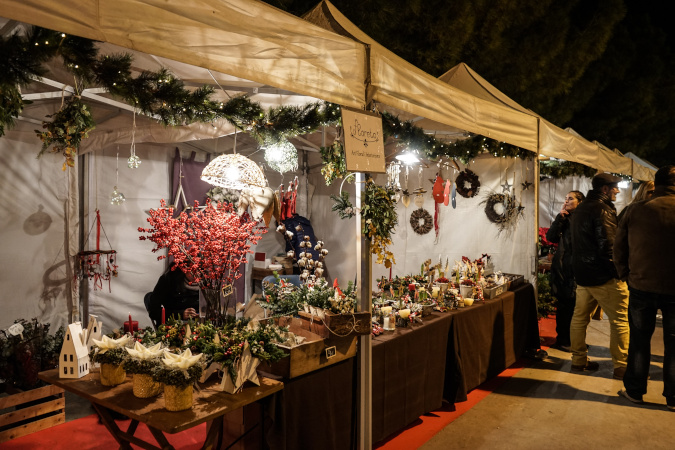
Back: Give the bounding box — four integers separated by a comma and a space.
381, 306, 392, 314
399, 309, 410, 319
161, 305, 165, 325
432, 286, 440, 298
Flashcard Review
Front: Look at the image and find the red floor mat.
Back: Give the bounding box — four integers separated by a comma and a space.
2, 413, 205, 449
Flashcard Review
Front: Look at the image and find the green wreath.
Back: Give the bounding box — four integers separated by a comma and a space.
455, 169, 480, 198
410, 208, 433, 235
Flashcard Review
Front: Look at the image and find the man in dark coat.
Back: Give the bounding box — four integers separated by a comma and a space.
569, 173, 630, 379
615, 165, 675, 410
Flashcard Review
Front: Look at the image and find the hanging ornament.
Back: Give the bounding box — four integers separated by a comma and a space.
521, 180, 532, 191
263, 138, 298, 174
76, 210, 118, 291
410, 208, 433, 235
111, 150, 126, 205
127, 109, 141, 169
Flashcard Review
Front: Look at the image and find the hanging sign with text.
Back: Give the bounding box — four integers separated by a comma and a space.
341, 107, 386, 173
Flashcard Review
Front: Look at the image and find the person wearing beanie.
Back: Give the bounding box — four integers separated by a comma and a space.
569, 172, 630, 379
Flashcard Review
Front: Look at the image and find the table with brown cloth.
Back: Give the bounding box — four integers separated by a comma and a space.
444, 282, 540, 403
371, 311, 453, 442
265, 358, 356, 450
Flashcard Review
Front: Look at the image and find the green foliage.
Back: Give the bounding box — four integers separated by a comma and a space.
540, 160, 597, 179
123, 358, 162, 376
330, 191, 356, 219
0, 318, 65, 390
362, 175, 397, 267
536, 272, 557, 320
90, 347, 128, 366
152, 363, 203, 387
320, 139, 348, 185
36, 97, 95, 170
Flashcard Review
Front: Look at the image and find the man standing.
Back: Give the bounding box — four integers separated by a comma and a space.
569, 173, 629, 379
615, 166, 675, 410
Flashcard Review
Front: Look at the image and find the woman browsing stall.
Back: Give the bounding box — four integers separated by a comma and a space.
546, 191, 585, 352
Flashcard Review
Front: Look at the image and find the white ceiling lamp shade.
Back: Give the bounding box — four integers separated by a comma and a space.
263, 138, 298, 175
201, 153, 268, 191
395, 150, 420, 165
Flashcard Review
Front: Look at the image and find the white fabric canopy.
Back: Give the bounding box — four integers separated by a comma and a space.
439, 63, 655, 181
2, 0, 368, 109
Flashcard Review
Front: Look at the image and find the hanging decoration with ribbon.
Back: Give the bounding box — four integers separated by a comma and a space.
75, 209, 118, 292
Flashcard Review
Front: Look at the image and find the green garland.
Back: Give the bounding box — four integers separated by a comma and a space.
539, 160, 596, 179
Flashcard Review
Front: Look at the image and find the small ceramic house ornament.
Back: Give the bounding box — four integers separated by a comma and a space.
59, 322, 91, 378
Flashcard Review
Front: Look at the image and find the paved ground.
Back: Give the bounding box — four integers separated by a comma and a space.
422, 317, 674, 450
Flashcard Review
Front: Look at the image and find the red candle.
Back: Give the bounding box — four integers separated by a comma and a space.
128, 313, 132, 334
161, 305, 165, 324
389, 266, 392, 281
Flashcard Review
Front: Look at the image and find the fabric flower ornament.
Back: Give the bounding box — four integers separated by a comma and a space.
162, 349, 203, 370
92, 335, 131, 354
126, 342, 164, 360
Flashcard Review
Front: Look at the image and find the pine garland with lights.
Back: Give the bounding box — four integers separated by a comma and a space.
539, 160, 597, 179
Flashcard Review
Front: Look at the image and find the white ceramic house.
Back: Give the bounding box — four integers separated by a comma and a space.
84, 315, 103, 354
59, 322, 90, 378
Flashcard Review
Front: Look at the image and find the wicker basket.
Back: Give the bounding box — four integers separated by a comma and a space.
164, 384, 193, 411
132, 373, 163, 398
100, 363, 126, 386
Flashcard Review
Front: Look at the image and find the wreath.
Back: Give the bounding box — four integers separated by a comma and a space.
483, 193, 517, 224
455, 169, 480, 198
410, 208, 433, 235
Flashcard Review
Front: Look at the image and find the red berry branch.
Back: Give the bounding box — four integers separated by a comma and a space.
138, 199, 266, 291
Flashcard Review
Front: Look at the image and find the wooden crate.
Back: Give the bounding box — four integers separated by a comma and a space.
0, 384, 65, 443
297, 310, 371, 339
259, 318, 357, 379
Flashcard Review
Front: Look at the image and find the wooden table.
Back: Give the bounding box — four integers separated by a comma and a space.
38, 369, 283, 450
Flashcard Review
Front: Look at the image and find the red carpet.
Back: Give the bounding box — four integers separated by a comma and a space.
3, 317, 556, 449
374, 316, 556, 449
2, 413, 205, 449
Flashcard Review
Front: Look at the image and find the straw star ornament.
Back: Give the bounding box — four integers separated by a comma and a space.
126, 342, 164, 360
162, 349, 203, 370
92, 335, 131, 354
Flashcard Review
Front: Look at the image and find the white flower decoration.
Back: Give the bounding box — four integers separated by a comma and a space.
162, 348, 203, 370
92, 335, 131, 354
126, 342, 164, 360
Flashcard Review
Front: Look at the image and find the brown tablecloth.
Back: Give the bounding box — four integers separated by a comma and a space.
444, 282, 540, 403
267, 282, 539, 447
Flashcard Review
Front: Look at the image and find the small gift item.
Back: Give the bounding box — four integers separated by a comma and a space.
124, 342, 165, 398
90, 335, 131, 386
154, 349, 203, 411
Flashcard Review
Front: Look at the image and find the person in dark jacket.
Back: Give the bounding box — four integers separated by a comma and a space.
615, 165, 675, 410
145, 263, 199, 328
546, 190, 585, 352
569, 173, 630, 379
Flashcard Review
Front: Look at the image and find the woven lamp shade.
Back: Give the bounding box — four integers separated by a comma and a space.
201, 154, 268, 190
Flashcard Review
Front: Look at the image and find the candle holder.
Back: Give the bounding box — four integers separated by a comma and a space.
396, 316, 409, 328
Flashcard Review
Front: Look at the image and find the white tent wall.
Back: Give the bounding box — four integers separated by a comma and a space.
369, 157, 536, 285
0, 122, 77, 330
538, 176, 633, 228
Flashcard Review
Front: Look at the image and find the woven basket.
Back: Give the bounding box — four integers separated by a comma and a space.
100, 363, 126, 386
132, 373, 163, 398
164, 384, 193, 411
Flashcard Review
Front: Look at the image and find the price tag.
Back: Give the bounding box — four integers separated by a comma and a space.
325, 346, 336, 359
7, 323, 24, 340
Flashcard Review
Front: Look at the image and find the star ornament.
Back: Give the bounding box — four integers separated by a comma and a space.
162, 348, 203, 370
501, 181, 512, 193
92, 335, 131, 354
221, 342, 260, 394
521, 180, 533, 191
126, 342, 164, 360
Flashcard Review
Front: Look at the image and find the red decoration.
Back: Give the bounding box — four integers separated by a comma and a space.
139, 199, 266, 319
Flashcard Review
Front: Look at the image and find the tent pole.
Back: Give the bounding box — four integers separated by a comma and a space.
355, 172, 372, 450
534, 156, 540, 294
